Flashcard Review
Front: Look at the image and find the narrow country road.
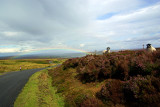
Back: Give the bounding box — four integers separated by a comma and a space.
0, 67, 48, 107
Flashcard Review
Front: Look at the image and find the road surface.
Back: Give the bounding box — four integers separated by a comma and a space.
0, 67, 47, 107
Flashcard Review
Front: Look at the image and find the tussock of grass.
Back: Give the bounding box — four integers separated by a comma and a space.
14, 68, 64, 107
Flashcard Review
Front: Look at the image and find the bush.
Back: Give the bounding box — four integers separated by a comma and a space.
96, 76, 160, 106
123, 75, 160, 104
63, 58, 79, 70
96, 79, 124, 104
74, 94, 87, 106
62, 50, 160, 83
81, 98, 104, 107
152, 77, 160, 92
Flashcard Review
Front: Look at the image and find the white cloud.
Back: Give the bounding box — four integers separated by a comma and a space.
92, 3, 160, 40
80, 44, 85, 47
58, 42, 62, 45
2, 31, 19, 36
0, 48, 21, 53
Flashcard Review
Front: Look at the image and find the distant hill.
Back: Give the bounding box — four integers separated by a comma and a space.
0, 52, 88, 59
0, 47, 159, 59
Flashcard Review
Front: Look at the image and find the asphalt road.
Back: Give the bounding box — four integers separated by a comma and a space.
0, 68, 46, 107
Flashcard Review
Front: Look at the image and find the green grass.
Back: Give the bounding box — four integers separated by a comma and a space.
0, 58, 66, 75
14, 68, 64, 107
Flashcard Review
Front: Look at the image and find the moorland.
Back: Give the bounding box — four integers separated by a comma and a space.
48, 49, 160, 107
2, 49, 160, 107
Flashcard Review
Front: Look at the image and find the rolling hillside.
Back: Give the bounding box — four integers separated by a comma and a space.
49, 50, 160, 107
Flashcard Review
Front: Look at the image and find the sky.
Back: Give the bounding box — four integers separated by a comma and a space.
0, 0, 160, 54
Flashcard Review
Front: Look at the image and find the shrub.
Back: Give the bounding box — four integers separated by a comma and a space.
96, 76, 160, 106
111, 60, 129, 80
81, 98, 104, 107
96, 79, 124, 104
63, 58, 79, 70
123, 75, 160, 104
62, 50, 160, 82
151, 77, 160, 92
74, 94, 87, 106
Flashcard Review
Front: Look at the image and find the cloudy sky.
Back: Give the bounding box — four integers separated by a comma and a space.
0, 0, 160, 54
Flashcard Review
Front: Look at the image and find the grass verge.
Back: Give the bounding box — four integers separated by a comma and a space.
14, 68, 64, 107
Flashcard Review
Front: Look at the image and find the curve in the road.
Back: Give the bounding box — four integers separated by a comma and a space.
0, 68, 45, 107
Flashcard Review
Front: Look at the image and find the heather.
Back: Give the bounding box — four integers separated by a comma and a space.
49, 50, 160, 106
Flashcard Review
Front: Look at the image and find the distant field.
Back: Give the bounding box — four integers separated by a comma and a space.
0, 58, 66, 75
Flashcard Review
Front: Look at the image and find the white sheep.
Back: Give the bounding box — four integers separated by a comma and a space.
103, 50, 107, 54
146, 44, 156, 52
103, 47, 110, 54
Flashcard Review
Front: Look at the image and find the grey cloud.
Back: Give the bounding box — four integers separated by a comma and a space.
0, 0, 160, 53
125, 34, 160, 42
